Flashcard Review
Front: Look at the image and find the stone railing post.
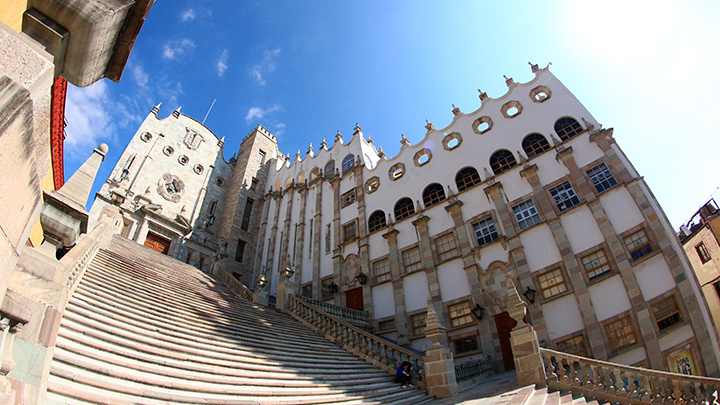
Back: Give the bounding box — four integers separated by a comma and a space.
507, 275, 545, 386
275, 267, 296, 311
423, 298, 458, 398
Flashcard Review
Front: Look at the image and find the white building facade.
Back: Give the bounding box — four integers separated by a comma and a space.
91, 65, 720, 375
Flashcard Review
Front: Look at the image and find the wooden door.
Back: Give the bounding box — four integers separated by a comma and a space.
144, 232, 171, 255
345, 287, 364, 311
494, 311, 517, 370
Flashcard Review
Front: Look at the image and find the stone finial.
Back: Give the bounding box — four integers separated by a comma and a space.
452, 104, 461, 116
172, 106, 182, 118
504, 75, 516, 87
581, 117, 596, 132
320, 138, 328, 149
550, 134, 563, 147
335, 130, 343, 143
151, 102, 162, 114
367, 134, 373, 144
400, 133, 410, 147
307, 143, 314, 156
354, 123, 362, 135
295, 150, 302, 161
517, 150, 527, 165
478, 89, 488, 101
377, 146, 386, 158
425, 119, 434, 131
529, 62, 539, 73
424, 298, 447, 347
57, 143, 108, 209
483, 167, 493, 179
506, 275, 527, 328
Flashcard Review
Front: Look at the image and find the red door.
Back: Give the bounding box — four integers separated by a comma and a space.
345, 287, 364, 311
494, 311, 517, 370
144, 232, 171, 255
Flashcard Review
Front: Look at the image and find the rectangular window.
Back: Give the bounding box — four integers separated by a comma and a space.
372, 258, 391, 283
241, 198, 254, 231
473, 217, 499, 246
549, 181, 580, 212
342, 221, 357, 243
410, 312, 426, 336
587, 163, 617, 193
537, 268, 568, 299
624, 229, 653, 261
250, 178, 258, 191
120, 221, 132, 237
325, 224, 331, 254
605, 316, 637, 352
581, 249, 612, 280
235, 240, 246, 262
321, 278, 335, 300
652, 296, 682, 332
209, 200, 217, 215
301, 283, 312, 298
454, 336, 479, 354
512, 200, 542, 230
435, 233, 458, 262
258, 150, 266, 164
308, 219, 314, 257
341, 188, 357, 207
696, 242, 711, 263
378, 319, 396, 332
402, 247, 423, 273
556, 335, 588, 357
448, 301, 473, 328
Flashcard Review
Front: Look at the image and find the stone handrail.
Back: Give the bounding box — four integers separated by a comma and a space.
287, 294, 425, 388
216, 267, 254, 301
59, 212, 118, 300
295, 295, 370, 327
541, 348, 720, 404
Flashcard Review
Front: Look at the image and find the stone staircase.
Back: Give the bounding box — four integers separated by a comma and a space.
45, 235, 433, 404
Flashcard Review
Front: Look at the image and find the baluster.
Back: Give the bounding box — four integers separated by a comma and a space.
672, 379, 686, 405
588, 364, 601, 392
544, 353, 558, 383
691, 382, 704, 405
638, 374, 652, 402
617, 370, 630, 398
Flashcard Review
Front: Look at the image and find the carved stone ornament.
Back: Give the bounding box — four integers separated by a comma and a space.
157, 173, 185, 203
184, 128, 204, 150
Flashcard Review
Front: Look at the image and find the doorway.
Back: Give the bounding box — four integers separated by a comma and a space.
144, 231, 171, 255
345, 287, 364, 311
494, 311, 518, 370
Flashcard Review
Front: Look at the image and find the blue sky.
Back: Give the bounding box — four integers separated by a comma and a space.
64, 0, 720, 230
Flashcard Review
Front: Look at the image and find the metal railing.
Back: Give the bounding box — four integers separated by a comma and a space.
216, 267, 253, 301
456, 357, 494, 383
287, 295, 425, 388
541, 348, 720, 404
295, 295, 370, 328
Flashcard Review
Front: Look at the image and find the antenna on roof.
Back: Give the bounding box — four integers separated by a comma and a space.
202, 98, 217, 125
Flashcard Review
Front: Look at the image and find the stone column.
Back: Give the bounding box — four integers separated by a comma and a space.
423, 298, 458, 398
507, 276, 545, 386
412, 215, 444, 319
383, 227, 410, 345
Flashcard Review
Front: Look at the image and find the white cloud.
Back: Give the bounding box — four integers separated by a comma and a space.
181, 8, 195, 22
250, 48, 281, 86
131, 64, 148, 88
274, 122, 286, 136
245, 104, 280, 122
217, 49, 229, 77
162, 39, 195, 60
64, 81, 116, 158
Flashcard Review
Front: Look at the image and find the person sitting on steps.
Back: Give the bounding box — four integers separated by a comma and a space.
395, 361, 414, 389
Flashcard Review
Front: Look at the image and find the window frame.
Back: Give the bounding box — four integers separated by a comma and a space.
453, 334, 480, 355
372, 257, 391, 284
580, 248, 613, 281
489, 149, 518, 175
401, 246, 423, 274
472, 216, 499, 247
434, 232, 458, 262
423, 183, 446, 209
522, 133, 551, 159
623, 228, 654, 262
512, 199, 542, 230
554, 117, 584, 141
394, 197, 415, 222
536, 267, 568, 300
342, 220, 358, 244
410, 312, 427, 337
696, 242, 712, 264
342, 154, 355, 172
368, 210, 387, 234
604, 315, 638, 353
447, 300, 474, 328
586, 162, 618, 194
651, 294, 683, 333
455, 167, 482, 192
554, 333, 589, 357
341, 188, 357, 208
548, 180, 581, 213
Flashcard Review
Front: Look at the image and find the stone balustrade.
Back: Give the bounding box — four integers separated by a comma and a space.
216, 267, 253, 301
295, 295, 370, 329
287, 295, 425, 388
541, 348, 720, 404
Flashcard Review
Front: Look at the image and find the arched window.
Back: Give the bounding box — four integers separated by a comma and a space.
490, 150, 517, 175
455, 167, 481, 192
522, 133, 551, 158
324, 160, 335, 176
310, 167, 321, 182
423, 183, 446, 208
554, 117, 583, 141
368, 210, 387, 233
342, 154, 355, 172
394, 198, 415, 221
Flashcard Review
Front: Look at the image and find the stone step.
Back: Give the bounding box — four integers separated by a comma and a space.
55, 334, 391, 383
67, 290, 353, 360
49, 361, 425, 404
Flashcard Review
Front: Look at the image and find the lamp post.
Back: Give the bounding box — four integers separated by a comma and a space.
523, 286, 537, 304
256, 273, 268, 289
282, 266, 295, 279
356, 272, 368, 285
328, 282, 339, 295
471, 304, 485, 321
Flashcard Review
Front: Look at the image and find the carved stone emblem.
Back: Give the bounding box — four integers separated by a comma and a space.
184, 128, 204, 150
157, 173, 185, 203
